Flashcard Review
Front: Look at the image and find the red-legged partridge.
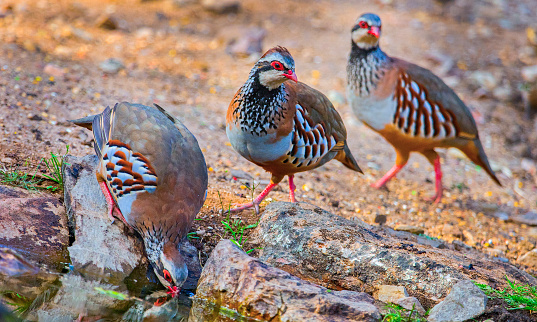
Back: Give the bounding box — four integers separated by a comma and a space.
347, 13, 501, 202
72, 102, 208, 298
227, 46, 362, 212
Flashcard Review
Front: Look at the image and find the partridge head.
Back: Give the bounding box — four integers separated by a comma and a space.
72, 102, 208, 301
347, 13, 501, 202
227, 46, 362, 212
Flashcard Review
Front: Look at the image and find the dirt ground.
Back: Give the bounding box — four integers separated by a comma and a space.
1, 0, 537, 286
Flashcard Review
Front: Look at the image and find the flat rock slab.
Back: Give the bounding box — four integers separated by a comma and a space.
191, 239, 380, 322
250, 202, 537, 303
0, 185, 69, 267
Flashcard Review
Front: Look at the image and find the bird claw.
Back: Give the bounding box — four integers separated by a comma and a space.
370, 182, 388, 190
426, 194, 442, 204
224, 201, 261, 214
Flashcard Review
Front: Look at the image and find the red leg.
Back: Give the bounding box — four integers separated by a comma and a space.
98, 181, 130, 227
288, 175, 297, 203
428, 155, 443, 203
231, 182, 277, 214
371, 164, 405, 189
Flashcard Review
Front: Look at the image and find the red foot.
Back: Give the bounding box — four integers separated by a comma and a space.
371, 164, 404, 189
230, 182, 277, 214
426, 156, 443, 204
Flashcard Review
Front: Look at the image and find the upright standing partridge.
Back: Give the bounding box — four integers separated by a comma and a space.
72, 102, 208, 299
346, 13, 501, 202
227, 46, 362, 212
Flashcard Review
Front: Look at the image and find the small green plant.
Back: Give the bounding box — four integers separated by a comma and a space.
41, 145, 69, 191
382, 303, 425, 322
474, 277, 537, 311
187, 231, 200, 240
0, 291, 32, 315
221, 215, 260, 254
418, 234, 439, 241
0, 162, 41, 190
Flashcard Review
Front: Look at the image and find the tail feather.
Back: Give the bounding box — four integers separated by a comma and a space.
69, 115, 95, 130
461, 139, 501, 186
70, 104, 116, 159
335, 142, 363, 174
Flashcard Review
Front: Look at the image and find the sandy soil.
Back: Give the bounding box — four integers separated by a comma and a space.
1, 0, 537, 278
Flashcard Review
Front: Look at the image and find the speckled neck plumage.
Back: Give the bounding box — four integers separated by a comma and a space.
136, 221, 176, 263
232, 69, 288, 136
347, 43, 390, 97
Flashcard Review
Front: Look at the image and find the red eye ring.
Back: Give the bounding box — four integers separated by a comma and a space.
359, 21, 369, 29
163, 269, 172, 283
271, 61, 284, 71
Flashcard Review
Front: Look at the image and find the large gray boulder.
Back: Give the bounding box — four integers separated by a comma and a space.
190, 239, 381, 322
249, 202, 536, 304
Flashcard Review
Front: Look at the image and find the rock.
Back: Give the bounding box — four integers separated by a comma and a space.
510, 211, 537, 226
229, 168, 253, 181
191, 240, 381, 321
394, 225, 424, 235
469, 71, 498, 91
517, 249, 537, 267
374, 213, 387, 225
99, 58, 125, 74
521, 65, 537, 82
376, 285, 408, 304
0, 185, 69, 267
201, 0, 241, 14
521, 158, 536, 176
250, 202, 536, 301
63, 155, 144, 282
492, 85, 512, 101
178, 239, 202, 290
43, 63, 65, 78
96, 14, 118, 30
452, 240, 473, 252
395, 296, 426, 315
226, 27, 266, 57
441, 223, 462, 238
427, 280, 487, 322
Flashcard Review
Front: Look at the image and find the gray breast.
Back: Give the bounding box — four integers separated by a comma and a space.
227, 125, 292, 164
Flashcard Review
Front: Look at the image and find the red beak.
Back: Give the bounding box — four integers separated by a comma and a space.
283, 70, 298, 82
368, 26, 380, 38
167, 285, 179, 298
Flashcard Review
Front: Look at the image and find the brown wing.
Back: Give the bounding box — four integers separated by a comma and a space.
392, 58, 478, 140
281, 82, 361, 172
287, 81, 348, 148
